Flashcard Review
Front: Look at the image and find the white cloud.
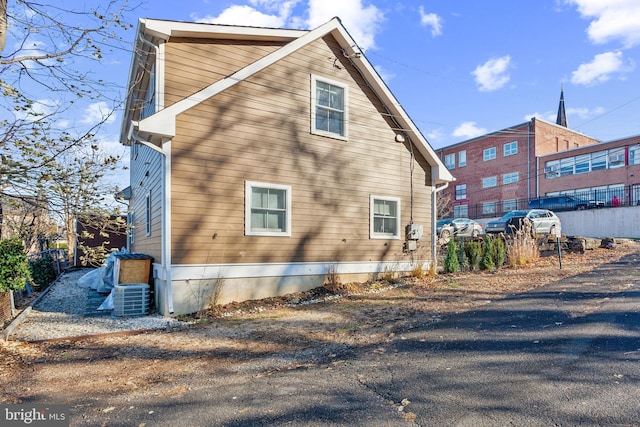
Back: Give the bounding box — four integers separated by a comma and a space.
426, 128, 444, 142
567, 0, 640, 48
374, 64, 395, 82
304, 0, 384, 50
472, 56, 511, 92
15, 99, 58, 122
193, 5, 286, 27
81, 102, 116, 125
419, 7, 442, 37
192, 0, 384, 51
453, 121, 487, 139
570, 51, 634, 85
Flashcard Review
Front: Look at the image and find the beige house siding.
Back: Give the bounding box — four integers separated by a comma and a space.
129, 143, 163, 263
166, 34, 434, 267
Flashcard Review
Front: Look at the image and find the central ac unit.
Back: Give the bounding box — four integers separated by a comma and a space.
113, 283, 150, 317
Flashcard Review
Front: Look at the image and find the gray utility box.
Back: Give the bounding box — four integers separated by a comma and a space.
113, 283, 150, 317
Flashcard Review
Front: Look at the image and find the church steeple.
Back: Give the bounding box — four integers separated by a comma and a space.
556, 84, 568, 127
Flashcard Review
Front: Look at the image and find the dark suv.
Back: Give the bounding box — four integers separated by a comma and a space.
528, 195, 604, 211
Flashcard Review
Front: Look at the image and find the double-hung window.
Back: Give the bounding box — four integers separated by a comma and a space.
445, 153, 455, 169
504, 141, 518, 156
311, 75, 347, 139
370, 195, 400, 239
455, 184, 467, 200
483, 147, 496, 161
245, 181, 292, 236
458, 150, 467, 167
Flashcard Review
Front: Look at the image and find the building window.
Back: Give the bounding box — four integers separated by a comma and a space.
503, 199, 517, 212
483, 147, 496, 161
591, 150, 607, 171
454, 204, 468, 218
145, 191, 151, 236
560, 157, 575, 176
311, 75, 347, 139
574, 154, 590, 174
455, 184, 467, 200
370, 195, 400, 239
458, 150, 466, 167
245, 181, 292, 236
503, 172, 519, 185
504, 141, 518, 156
545, 160, 560, 178
445, 153, 455, 169
482, 201, 497, 215
608, 148, 625, 168
630, 145, 640, 165
482, 176, 497, 188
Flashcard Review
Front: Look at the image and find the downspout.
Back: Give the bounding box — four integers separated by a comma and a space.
431, 181, 449, 272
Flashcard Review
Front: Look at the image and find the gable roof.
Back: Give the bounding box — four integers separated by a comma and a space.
122, 17, 454, 184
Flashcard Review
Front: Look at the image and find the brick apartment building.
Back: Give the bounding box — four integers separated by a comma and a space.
539, 134, 640, 206
436, 117, 599, 218
436, 88, 640, 219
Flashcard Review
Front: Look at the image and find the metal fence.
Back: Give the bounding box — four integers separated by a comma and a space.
462, 184, 640, 219
28, 248, 69, 277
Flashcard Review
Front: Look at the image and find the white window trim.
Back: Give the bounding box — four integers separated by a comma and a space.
129, 211, 135, 245
458, 150, 467, 167
245, 181, 292, 237
310, 74, 348, 141
370, 195, 401, 240
445, 153, 455, 169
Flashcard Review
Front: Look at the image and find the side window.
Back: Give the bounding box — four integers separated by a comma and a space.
311, 75, 347, 139
245, 181, 292, 237
128, 212, 135, 245
504, 141, 518, 156
370, 195, 400, 239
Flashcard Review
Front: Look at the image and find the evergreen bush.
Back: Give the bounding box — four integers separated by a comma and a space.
465, 240, 483, 271
29, 257, 57, 287
0, 238, 31, 292
481, 236, 496, 271
444, 239, 461, 273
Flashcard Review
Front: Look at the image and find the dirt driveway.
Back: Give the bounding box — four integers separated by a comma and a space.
1, 242, 638, 413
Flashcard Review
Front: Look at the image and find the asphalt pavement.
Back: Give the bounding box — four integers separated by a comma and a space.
77, 251, 640, 426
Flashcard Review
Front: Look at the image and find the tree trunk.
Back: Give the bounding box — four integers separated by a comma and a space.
0, 0, 7, 54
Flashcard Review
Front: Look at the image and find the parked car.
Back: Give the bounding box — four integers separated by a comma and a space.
528, 195, 604, 211
485, 209, 561, 235
437, 218, 483, 238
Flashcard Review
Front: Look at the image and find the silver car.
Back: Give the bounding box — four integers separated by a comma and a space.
485, 209, 561, 235
437, 218, 483, 238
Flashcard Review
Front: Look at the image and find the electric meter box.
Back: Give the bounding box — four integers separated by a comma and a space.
405, 223, 423, 240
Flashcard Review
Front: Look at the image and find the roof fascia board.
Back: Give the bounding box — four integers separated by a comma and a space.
141, 18, 306, 42
137, 18, 341, 138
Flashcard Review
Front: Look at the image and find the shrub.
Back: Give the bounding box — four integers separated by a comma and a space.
465, 240, 483, 271
444, 239, 460, 273
492, 236, 506, 267
29, 257, 57, 287
0, 238, 31, 292
481, 237, 495, 271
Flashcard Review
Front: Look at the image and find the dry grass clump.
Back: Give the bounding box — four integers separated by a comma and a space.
505, 221, 540, 267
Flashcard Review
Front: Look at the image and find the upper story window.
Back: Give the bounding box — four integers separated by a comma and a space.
370, 195, 400, 239
504, 141, 518, 156
482, 176, 497, 188
483, 147, 496, 161
630, 145, 640, 165
445, 154, 455, 169
458, 150, 467, 167
311, 75, 347, 139
245, 181, 292, 237
141, 63, 156, 120
455, 184, 467, 200
503, 172, 519, 185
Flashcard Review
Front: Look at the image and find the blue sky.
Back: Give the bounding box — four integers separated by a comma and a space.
23, 0, 640, 190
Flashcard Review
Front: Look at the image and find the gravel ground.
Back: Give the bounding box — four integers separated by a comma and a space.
9, 268, 186, 342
